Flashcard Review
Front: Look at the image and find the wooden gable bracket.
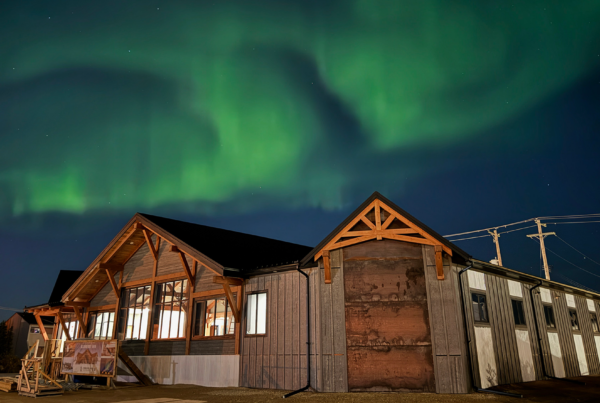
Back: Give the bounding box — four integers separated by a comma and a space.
213, 276, 243, 323
33, 313, 49, 342
171, 245, 195, 285
322, 250, 332, 284
434, 245, 445, 280
101, 265, 122, 299
314, 198, 454, 284
56, 311, 71, 341
73, 306, 86, 334
140, 225, 158, 261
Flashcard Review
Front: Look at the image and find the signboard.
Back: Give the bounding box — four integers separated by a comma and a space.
61, 339, 117, 377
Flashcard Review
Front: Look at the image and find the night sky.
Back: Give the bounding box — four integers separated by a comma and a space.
1, 1, 600, 321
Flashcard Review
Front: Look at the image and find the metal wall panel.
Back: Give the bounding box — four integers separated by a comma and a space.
575, 296, 600, 374
552, 290, 581, 377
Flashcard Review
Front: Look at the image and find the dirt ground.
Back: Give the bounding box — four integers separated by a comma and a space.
0, 376, 599, 403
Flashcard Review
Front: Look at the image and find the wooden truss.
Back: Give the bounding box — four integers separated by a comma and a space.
315, 198, 452, 283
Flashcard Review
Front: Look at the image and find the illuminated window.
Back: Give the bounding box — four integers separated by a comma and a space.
511, 299, 526, 326
57, 313, 79, 352
153, 280, 189, 339
192, 296, 236, 337
87, 312, 115, 340
471, 293, 489, 324
246, 292, 267, 335
117, 285, 151, 340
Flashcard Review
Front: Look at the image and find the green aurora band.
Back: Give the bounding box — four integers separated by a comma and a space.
1, 0, 599, 217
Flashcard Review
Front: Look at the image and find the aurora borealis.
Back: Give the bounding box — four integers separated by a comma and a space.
1, 1, 600, 317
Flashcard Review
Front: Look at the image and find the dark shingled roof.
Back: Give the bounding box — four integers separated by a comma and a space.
48, 270, 84, 306
17, 312, 54, 326
139, 213, 314, 273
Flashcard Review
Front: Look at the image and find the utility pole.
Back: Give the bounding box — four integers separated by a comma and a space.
488, 229, 503, 266
527, 219, 556, 280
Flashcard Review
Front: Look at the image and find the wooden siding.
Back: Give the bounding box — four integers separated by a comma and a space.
120, 340, 146, 356
156, 240, 193, 277
122, 235, 155, 283
148, 340, 186, 356
190, 339, 235, 355
575, 296, 600, 374
485, 275, 522, 384
240, 271, 308, 390
90, 272, 120, 306
552, 290, 581, 377
344, 240, 434, 392
195, 265, 222, 292
422, 245, 469, 393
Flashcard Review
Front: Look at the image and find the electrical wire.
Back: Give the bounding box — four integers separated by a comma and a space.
444, 234, 492, 242
555, 235, 600, 266
529, 238, 600, 279
553, 273, 599, 293
0, 306, 23, 312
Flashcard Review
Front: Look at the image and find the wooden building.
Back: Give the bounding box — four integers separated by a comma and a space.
6, 313, 54, 357
25, 192, 600, 393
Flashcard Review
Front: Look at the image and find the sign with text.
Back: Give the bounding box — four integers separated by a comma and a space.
61, 339, 117, 377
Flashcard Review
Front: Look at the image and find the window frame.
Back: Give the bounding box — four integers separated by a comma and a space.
471, 291, 489, 325
245, 290, 269, 337
191, 294, 237, 340
511, 298, 527, 327
86, 311, 116, 340
543, 304, 556, 329
569, 308, 580, 332
151, 279, 190, 341
590, 312, 599, 333
117, 284, 152, 341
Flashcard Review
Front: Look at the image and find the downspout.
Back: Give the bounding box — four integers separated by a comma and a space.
529, 281, 585, 385
458, 263, 522, 398
283, 264, 311, 398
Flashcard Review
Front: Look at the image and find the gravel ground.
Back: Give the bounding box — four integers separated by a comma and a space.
0, 376, 598, 403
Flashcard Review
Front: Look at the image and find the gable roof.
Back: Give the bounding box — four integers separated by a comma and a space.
139, 213, 313, 272
16, 312, 54, 326
301, 191, 470, 266
63, 212, 313, 302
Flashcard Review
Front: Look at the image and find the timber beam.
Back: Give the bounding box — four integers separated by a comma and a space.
106, 269, 120, 298
63, 301, 90, 308
142, 228, 158, 261
434, 245, 445, 280
73, 306, 86, 337
222, 283, 240, 322
213, 276, 244, 286
172, 246, 194, 285
323, 250, 331, 284
33, 314, 49, 342
56, 311, 71, 341
98, 262, 124, 272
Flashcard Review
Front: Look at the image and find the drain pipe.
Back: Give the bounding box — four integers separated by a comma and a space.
529, 281, 585, 385
283, 265, 311, 398
458, 263, 523, 398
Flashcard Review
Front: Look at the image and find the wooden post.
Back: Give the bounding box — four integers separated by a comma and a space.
235, 285, 244, 355
145, 237, 160, 355
434, 245, 444, 280
56, 312, 71, 341
323, 250, 332, 284
34, 314, 49, 342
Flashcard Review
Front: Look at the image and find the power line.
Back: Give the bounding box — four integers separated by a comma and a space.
445, 234, 492, 242
555, 235, 600, 266
553, 273, 599, 294
0, 306, 23, 312
529, 238, 600, 279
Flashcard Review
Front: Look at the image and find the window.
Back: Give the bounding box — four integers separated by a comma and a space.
31, 327, 40, 334
246, 292, 267, 335
153, 279, 189, 339
471, 293, 489, 323
569, 309, 580, 331
87, 311, 115, 340
512, 299, 526, 326
543, 305, 556, 329
117, 285, 151, 340
591, 313, 599, 333
57, 313, 79, 352
192, 296, 236, 337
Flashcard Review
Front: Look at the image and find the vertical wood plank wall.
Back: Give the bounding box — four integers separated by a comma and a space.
422, 246, 469, 393
462, 269, 600, 390
239, 249, 348, 392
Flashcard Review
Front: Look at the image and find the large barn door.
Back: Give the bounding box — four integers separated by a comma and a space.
343, 240, 435, 392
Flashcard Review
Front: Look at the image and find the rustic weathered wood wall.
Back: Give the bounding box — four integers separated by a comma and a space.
343, 240, 434, 392
552, 290, 581, 377
239, 249, 348, 392
422, 246, 469, 393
